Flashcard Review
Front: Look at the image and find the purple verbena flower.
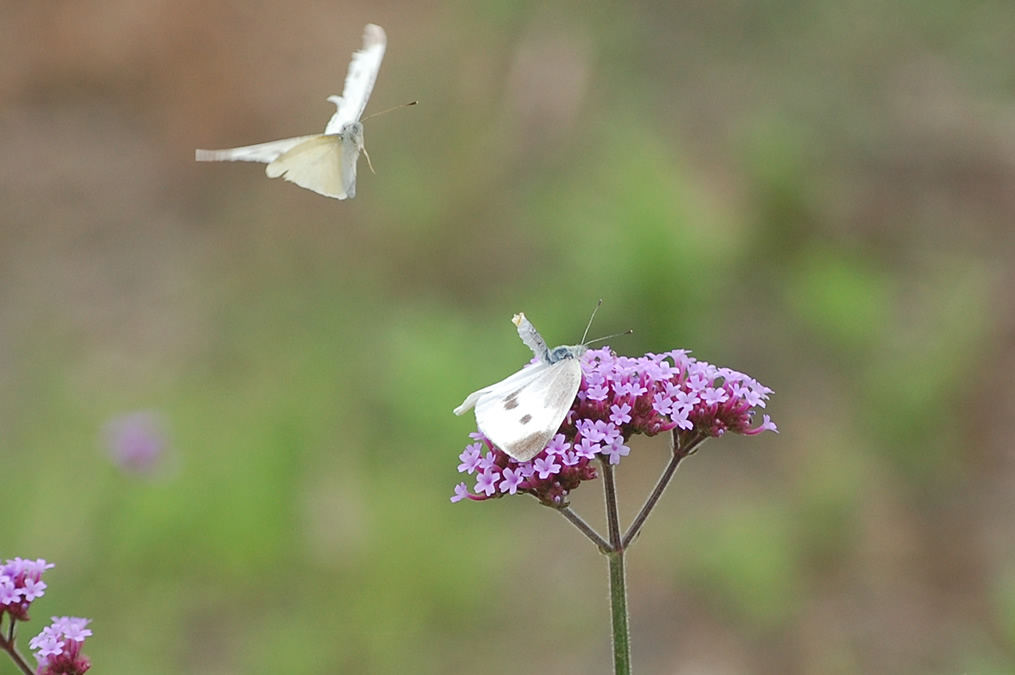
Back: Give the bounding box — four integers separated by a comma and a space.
615, 380, 647, 398
457, 443, 483, 474
609, 403, 632, 426
574, 437, 601, 460
475, 467, 501, 497
533, 455, 561, 480
450, 482, 471, 503
30, 617, 92, 675
0, 577, 20, 606
576, 419, 604, 444
560, 450, 581, 467
498, 468, 526, 495
585, 373, 610, 401
604, 438, 631, 465
700, 387, 729, 406
545, 434, 571, 457
475, 451, 499, 472
453, 346, 775, 506
0, 557, 54, 621
21, 577, 46, 602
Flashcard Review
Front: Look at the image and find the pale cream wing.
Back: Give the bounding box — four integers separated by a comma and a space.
265, 135, 349, 199
473, 359, 582, 462
195, 135, 319, 164
325, 24, 387, 134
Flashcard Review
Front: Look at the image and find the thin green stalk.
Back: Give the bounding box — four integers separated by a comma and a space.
600, 459, 631, 675
556, 505, 610, 552
606, 549, 630, 675
0, 620, 35, 675
551, 434, 709, 674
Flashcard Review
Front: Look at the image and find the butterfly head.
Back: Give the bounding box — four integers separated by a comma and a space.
547, 344, 587, 364
340, 121, 365, 148
338, 122, 374, 174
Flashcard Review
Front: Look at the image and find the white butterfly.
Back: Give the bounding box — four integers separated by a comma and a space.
195, 23, 387, 199
454, 312, 591, 463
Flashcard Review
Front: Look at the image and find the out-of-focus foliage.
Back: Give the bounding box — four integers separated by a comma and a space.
2, 1, 1013, 673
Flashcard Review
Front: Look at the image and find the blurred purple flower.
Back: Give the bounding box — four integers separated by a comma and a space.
29, 616, 92, 675
0, 557, 54, 622
103, 411, 171, 476
452, 347, 776, 506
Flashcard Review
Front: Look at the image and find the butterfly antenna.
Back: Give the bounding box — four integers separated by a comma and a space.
362, 100, 418, 121
586, 329, 634, 347
360, 101, 417, 174
580, 299, 604, 344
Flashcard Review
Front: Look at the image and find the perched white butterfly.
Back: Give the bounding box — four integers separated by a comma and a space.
195, 23, 387, 199
454, 311, 600, 463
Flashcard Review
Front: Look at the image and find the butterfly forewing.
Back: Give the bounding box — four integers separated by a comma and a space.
195, 135, 319, 164
325, 24, 387, 133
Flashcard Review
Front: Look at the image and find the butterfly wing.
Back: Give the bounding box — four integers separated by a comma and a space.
195, 135, 320, 164
471, 359, 583, 462
454, 361, 545, 417
265, 134, 354, 199
324, 24, 387, 134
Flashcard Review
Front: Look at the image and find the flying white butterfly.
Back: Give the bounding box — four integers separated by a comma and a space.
454, 310, 603, 463
195, 23, 388, 199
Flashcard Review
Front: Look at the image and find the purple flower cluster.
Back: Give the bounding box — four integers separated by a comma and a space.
29, 617, 92, 675
452, 347, 776, 506
2, 558, 92, 675
0, 557, 53, 622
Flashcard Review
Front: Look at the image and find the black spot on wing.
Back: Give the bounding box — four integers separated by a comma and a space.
503, 389, 522, 410
519, 414, 532, 425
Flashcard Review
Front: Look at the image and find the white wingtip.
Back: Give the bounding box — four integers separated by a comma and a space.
363, 24, 386, 48
454, 389, 484, 416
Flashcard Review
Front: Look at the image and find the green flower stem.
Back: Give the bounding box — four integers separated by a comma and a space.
557, 505, 610, 552
552, 434, 709, 675
0, 621, 35, 675
606, 549, 630, 675
600, 459, 631, 675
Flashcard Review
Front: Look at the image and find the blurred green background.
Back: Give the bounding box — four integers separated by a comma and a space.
2, 1, 1014, 673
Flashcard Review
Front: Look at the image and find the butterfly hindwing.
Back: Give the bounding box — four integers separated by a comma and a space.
473, 358, 582, 462
265, 135, 351, 199
455, 312, 598, 463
